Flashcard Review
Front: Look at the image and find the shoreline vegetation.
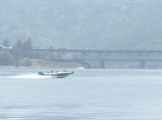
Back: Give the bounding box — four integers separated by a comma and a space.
0, 39, 86, 68
0, 59, 84, 68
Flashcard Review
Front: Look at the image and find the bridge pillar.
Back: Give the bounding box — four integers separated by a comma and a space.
100, 60, 107, 69
141, 61, 148, 69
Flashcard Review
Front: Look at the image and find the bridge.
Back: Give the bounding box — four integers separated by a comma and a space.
24, 49, 162, 69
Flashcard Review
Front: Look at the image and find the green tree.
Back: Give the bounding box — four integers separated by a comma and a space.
10, 46, 22, 60
15, 39, 23, 49
3, 39, 10, 47
1, 50, 15, 65
0, 51, 3, 65
23, 37, 33, 49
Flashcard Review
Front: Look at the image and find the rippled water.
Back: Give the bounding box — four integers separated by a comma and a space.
0, 68, 162, 120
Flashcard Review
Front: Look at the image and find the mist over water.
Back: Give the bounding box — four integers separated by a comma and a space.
0, 68, 162, 120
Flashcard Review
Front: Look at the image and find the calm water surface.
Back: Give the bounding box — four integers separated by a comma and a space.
0, 68, 162, 120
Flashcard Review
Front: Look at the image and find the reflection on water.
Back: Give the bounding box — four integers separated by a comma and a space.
0, 69, 162, 120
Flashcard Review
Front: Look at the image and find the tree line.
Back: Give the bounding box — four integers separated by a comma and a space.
0, 38, 59, 67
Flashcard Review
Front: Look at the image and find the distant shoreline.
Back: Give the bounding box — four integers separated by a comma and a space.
0, 59, 85, 68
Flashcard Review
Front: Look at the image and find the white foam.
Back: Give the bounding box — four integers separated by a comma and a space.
2, 74, 53, 79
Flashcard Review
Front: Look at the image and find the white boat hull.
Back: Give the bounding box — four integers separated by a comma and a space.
38, 71, 74, 78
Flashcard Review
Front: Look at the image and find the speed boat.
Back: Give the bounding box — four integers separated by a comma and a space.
38, 70, 74, 78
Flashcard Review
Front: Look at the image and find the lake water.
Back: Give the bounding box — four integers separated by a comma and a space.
0, 68, 162, 120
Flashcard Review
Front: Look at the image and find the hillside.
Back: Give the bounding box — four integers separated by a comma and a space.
0, 0, 162, 50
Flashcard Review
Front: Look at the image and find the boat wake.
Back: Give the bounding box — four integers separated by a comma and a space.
0, 74, 54, 79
